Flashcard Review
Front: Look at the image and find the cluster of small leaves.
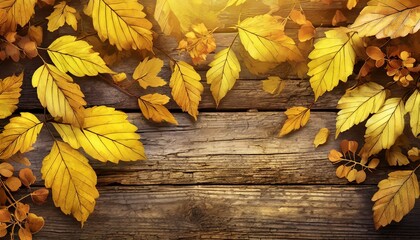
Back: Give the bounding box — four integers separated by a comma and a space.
0, 161, 49, 239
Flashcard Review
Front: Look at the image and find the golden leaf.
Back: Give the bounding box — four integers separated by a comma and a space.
170, 61, 203, 120
46, 1, 78, 32
336, 82, 387, 138
133, 57, 166, 89
32, 64, 86, 127
42, 141, 99, 224
298, 21, 316, 42
18, 227, 31, 240
386, 145, 410, 166
408, 147, 420, 162
0, 113, 43, 160
406, 89, 420, 137
262, 76, 285, 96
240, 46, 278, 75
0, 73, 23, 119
238, 14, 304, 63
27, 213, 44, 233
350, 0, 420, 39
178, 23, 216, 65
290, 9, 307, 25
308, 29, 364, 100
347, 0, 358, 9
85, 0, 153, 51
314, 128, 329, 148
223, 0, 247, 10
53, 106, 146, 163
279, 106, 310, 137
361, 98, 406, 157
139, 93, 178, 125
0, 0, 37, 34
372, 170, 419, 229
47, 35, 114, 77
206, 47, 241, 106
28, 26, 43, 46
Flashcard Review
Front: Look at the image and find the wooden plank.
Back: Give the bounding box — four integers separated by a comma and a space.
31, 185, 420, 239
16, 112, 389, 186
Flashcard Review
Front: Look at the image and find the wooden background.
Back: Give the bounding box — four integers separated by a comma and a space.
2, 0, 420, 239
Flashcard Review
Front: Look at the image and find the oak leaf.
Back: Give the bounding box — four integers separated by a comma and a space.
372, 170, 419, 229
85, 0, 153, 51
279, 106, 310, 137
133, 57, 166, 89
0, 73, 23, 119
406, 89, 420, 137
139, 94, 178, 125
206, 47, 241, 106
47, 35, 114, 77
350, 0, 420, 39
238, 14, 304, 63
170, 61, 203, 120
336, 82, 387, 138
53, 106, 146, 163
42, 141, 99, 224
361, 98, 406, 157
0, 0, 37, 34
308, 29, 364, 100
262, 76, 285, 96
0, 113, 43, 160
32, 64, 86, 127
46, 1, 78, 32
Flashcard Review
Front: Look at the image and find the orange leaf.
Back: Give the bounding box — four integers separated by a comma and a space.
19, 168, 36, 187
332, 10, 347, 26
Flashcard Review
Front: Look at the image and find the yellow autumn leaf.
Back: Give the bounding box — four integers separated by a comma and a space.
0, 0, 37, 34
279, 106, 310, 137
46, 1, 78, 32
170, 61, 203, 120
350, 0, 420, 39
308, 28, 364, 100
0, 113, 43, 160
262, 76, 285, 96
206, 47, 241, 106
41, 141, 99, 224
47, 35, 114, 77
336, 82, 387, 138
0, 73, 23, 119
154, 0, 219, 37
314, 128, 329, 148
32, 64, 86, 127
133, 57, 166, 89
223, 0, 247, 10
237, 14, 304, 63
240, 46, 278, 75
178, 23, 216, 65
85, 0, 153, 51
139, 93, 178, 125
347, 0, 358, 9
372, 170, 419, 229
386, 145, 410, 166
406, 90, 420, 137
53, 106, 146, 163
361, 98, 406, 157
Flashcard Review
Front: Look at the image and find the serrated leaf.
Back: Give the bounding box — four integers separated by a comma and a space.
32, 64, 86, 127
308, 29, 364, 100
361, 98, 406, 157
279, 106, 310, 137
406, 90, 420, 137
47, 35, 114, 77
53, 106, 146, 163
314, 128, 329, 148
0, 113, 43, 160
41, 141, 99, 224
240, 46, 278, 75
238, 14, 303, 63
139, 93, 178, 125
46, 1, 78, 32
262, 76, 285, 96
133, 57, 166, 89
206, 47, 241, 106
336, 82, 387, 138
386, 145, 410, 166
85, 0, 153, 51
372, 170, 419, 229
0, 0, 37, 34
0, 73, 23, 119
170, 61, 203, 120
350, 0, 420, 39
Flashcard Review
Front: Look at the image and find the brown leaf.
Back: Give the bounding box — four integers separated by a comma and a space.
19, 168, 36, 187
340, 140, 358, 154
355, 170, 366, 183
5, 43, 19, 62
366, 46, 385, 61
290, 9, 306, 25
15, 202, 30, 222
332, 10, 347, 26
18, 227, 32, 240
368, 158, 380, 169
0, 223, 7, 237
28, 26, 43, 46
0, 189, 6, 206
5, 32, 17, 43
298, 21, 315, 42
27, 213, 44, 233
0, 209, 11, 222
31, 188, 49, 205
0, 162, 14, 177
328, 149, 342, 162
5, 176, 21, 192
408, 147, 420, 161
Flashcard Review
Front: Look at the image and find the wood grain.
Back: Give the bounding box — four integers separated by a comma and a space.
30, 185, 420, 239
